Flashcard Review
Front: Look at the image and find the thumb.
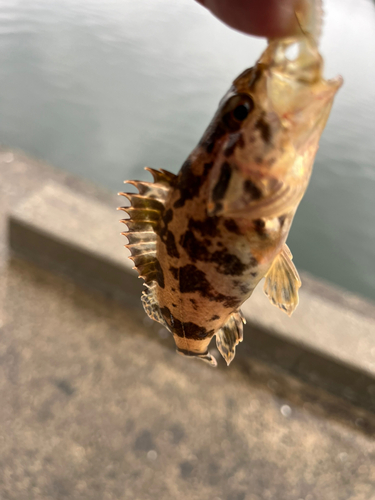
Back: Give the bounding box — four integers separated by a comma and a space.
196, 0, 304, 38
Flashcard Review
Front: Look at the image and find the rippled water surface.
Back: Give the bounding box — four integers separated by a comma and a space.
0, 0, 374, 300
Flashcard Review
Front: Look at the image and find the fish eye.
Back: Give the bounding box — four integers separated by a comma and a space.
233, 103, 251, 121
232, 95, 254, 121
223, 94, 254, 128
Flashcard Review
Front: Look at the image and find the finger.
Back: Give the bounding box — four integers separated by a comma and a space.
195, 0, 305, 38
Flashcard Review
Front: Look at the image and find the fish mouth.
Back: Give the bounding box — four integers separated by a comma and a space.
263, 35, 343, 148
317, 75, 343, 99
264, 32, 334, 82
289, 73, 343, 150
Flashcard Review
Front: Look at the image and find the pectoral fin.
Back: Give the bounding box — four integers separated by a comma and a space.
216, 311, 245, 366
263, 244, 301, 316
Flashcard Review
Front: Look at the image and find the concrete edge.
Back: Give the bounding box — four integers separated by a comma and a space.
6, 180, 375, 412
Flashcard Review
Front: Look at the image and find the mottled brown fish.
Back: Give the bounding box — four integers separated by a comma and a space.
119, 23, 342, 367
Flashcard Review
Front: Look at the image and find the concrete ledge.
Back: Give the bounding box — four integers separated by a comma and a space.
8, 182, 144, 308
8, 181, 375, 411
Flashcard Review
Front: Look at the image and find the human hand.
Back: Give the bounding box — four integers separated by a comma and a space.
195, 0, 306, 38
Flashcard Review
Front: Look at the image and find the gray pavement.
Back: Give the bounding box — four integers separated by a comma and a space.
2, 259, 375, 500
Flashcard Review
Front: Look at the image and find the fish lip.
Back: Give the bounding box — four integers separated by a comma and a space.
277, 73, 343, 129
318, 75, 344, 99
311, 75, 343, 118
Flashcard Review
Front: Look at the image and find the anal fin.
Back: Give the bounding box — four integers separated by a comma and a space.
263, 244, 301, 316
216, 311, 245, 366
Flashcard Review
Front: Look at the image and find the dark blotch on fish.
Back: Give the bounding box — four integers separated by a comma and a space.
179, 265, 212, 295
211, 250, 248, 276
159, 208, 179, 258
254, 218, 267, 238
255, 117, 271, 144
224, 133, 245, 157
152, 259, 165, 289
224, 219, 241, 235
160, 231, 180, 259
160, 305, 213, 340
200, 122, 227, 154
162, 208, 173, 225
174, 159, 201, 208
170, 266, 179, 280
188, 216, 221, 238
164, 231, 180, 258
180, 230, 210, 262
174, 159, 213, 208
279, 214, 287, 228
212, 201, 223, 215
244, 179, 262, 200
248, 65, 263, 89
212, 162, 232, 203
179, 265, 239, 308
233, 280, 252, 295
220, 295, 241, 308
190, 298, 199, 310
181, 229, 249, 276
203, 161, 214, 176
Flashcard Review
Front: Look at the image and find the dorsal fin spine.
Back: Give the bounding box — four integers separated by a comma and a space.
119, 167, 177, 287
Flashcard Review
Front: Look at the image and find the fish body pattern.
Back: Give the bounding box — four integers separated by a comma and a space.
119, 31, 342, 367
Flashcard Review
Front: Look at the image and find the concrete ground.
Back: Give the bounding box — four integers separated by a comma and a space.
1, 148, 375, 499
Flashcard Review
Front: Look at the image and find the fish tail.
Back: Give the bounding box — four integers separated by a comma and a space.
176, 347, 217, 368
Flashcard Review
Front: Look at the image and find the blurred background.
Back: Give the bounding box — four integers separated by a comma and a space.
1, 1, 375, 499
0, 0, 374, 299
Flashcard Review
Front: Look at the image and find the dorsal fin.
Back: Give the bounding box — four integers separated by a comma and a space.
118, 167, 177, 286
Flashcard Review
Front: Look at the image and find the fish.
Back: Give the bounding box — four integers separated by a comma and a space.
118, 9, 342, 367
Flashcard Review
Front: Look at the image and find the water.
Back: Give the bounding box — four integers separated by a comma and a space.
0, 0, 374, 301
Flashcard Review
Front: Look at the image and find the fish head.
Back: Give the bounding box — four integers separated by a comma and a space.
259, 36, 343, 167
206, 35, 342, 217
